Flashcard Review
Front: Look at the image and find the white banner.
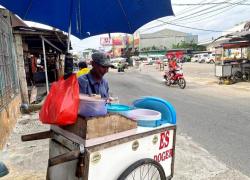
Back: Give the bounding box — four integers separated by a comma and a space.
100, 37, 112, 46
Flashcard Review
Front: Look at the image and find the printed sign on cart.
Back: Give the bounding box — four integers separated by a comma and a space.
154, 130, 173, 163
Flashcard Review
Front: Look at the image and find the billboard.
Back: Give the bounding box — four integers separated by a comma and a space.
112, 36, 123, 46
100, 37, 112, 46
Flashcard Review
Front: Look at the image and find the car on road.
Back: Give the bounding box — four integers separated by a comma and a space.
191, 53, 210, 63
110, 57, 127, 69
138, 56, 153, 64
191, 54, 199, 62
197, 54, 209, 63
205, 54, 215, 64
149, 55, 165, 62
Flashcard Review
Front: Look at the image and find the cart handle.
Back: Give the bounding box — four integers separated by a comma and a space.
21, 130, 52, 141
48, 149, 80, 167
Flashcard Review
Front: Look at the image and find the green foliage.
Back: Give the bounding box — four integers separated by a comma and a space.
84, 48, 98, 52
172, 40, 206, 51
141, 45, 168, 52
151, 45, 157, 50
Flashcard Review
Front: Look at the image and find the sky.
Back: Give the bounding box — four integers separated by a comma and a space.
70, 0, 250, 51
2, 1, 250, 52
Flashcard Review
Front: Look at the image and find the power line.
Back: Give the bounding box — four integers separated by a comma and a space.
156, 0, 217, 24
177, 2, 245, 24
140, 20, 231, 34
173, 0, 212, 16
166, 0, 223, 20
170, 0, 246, 23
167, 0, 240, 23
142, 0, 231, 31
140, 0, 246, 33
157, 21, 234, 33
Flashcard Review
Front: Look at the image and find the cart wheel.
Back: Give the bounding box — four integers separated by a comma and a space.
117, 158, 166, 180
232, 71, 243, 83
243, 72, 249, 81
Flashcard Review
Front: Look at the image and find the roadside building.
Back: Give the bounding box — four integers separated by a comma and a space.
139, 28, 198, 51
0, 9, 21, 149
200, 21, 250, 53
210, 21, 250, 83
0, 9, 69, 149
82, 49, 93, 60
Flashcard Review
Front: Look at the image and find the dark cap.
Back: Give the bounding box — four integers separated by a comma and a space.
92, 52, 114, 68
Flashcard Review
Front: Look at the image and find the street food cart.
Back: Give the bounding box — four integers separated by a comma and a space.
215, 41, 250, 83
22, 97, 177, 180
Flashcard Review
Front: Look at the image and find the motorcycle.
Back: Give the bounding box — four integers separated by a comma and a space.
163, 65, 186, 89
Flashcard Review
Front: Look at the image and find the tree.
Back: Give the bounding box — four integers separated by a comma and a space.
172, 41, 206, 51
151, 45, 157, 50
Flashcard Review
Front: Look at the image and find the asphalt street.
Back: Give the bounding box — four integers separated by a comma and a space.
1, 63, 249, 179
106, 66, 250, 177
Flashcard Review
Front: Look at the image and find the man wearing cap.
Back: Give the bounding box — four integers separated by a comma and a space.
78, 52, 114, 98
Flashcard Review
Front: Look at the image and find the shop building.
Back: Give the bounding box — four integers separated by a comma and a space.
0, 9, 69, 148
139, 28, 198, 50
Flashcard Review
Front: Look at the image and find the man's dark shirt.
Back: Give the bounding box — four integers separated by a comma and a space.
78, 73, 109, 98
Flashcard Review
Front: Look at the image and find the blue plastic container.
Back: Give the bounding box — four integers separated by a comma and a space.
125, 108, 162, 127
137, 119, 161, 127
78, 95, 107, 117
107, 104, 133, 113
133, 96, 176, 125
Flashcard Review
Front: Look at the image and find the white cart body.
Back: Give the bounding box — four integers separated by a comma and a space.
48, 124, 176, 180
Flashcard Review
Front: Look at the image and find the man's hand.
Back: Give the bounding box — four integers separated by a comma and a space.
106, 97, 119, 104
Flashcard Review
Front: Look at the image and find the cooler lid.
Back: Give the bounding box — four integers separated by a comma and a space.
132, 96, 176, 124
107, 104, 132, 112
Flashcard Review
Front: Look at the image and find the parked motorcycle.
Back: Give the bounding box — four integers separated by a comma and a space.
163, 65, 186, 89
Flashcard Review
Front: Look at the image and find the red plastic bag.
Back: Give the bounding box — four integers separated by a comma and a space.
39, 74, 79, 125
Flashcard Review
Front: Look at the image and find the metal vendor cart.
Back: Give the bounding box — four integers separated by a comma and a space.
214, 41, 250, 83
22, 114, 176, 180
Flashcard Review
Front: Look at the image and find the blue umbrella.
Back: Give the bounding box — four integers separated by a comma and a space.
0, 0, 173, 39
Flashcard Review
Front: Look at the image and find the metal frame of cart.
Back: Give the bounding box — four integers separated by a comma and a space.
214, 41, 250, 83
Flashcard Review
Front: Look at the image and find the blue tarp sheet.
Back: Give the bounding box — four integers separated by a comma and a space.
0, 0, 173, 39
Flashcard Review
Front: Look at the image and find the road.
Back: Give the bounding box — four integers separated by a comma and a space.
1, 63, 249, 179
107, 64, 250, 177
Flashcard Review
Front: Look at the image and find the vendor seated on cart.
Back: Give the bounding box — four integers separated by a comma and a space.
78, 52, 114, 99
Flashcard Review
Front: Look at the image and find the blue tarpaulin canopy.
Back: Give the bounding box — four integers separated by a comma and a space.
0, 0, 174, 39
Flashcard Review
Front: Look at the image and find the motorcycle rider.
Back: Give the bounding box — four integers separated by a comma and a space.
168, 57, 179, 82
